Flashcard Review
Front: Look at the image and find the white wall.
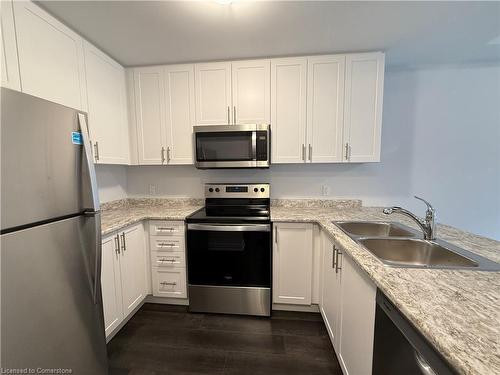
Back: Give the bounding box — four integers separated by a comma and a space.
95, 165, 127, 203
98, 63, 500, 239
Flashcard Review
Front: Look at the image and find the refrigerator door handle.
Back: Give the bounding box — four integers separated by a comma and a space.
85, 212, 102, 305
78, 113, 100, 212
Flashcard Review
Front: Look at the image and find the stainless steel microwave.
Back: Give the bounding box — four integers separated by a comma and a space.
194, 124, 270, 169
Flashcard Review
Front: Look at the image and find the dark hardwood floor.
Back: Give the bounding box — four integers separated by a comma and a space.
108, 303, 342, 375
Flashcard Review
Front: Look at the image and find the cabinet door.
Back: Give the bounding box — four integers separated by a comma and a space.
273, 223, 313, 305
13, 1, 86, 110
0, 0, 21, 90
134, 67, 166, 164
100, 234, 123, 338
271, 58, 307, 164
194, 62, 232, 125
164, 64, 195, 164
84, 41, 129, 164
343, 52, 385, 162
307, 55, 345, 163
231, 59, 270, 124
320, 232, 342, 351
338, 251, 376, 375
119, 224, 147, 316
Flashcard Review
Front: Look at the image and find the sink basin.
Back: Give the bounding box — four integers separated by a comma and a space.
336, 221, 416, 238
358, 238, 482, 269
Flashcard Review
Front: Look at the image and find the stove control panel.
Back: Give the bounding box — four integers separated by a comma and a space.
205, 183, 270, 199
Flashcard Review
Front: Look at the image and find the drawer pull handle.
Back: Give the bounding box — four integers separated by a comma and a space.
159, 258, 176, 263
158, 243, 176, 247
160, 281, 177, 286
157, 227, 175, 232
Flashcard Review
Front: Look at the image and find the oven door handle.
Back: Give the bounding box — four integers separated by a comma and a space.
187, 223, 271, 232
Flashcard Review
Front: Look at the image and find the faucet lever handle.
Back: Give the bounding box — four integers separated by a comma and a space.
414, 196, 435, 214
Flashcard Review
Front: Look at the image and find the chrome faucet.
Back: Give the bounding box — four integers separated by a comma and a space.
383, 196, 436, 240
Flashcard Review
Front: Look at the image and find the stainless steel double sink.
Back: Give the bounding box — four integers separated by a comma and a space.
334, 221, 500, 271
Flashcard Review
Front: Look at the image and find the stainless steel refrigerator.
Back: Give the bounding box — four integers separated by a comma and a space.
1, 88, 108, 373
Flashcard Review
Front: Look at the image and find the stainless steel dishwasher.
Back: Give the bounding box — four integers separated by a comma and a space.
373, 290, 457, 375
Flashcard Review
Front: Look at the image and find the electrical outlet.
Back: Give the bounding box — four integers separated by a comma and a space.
321, 185, 330, 196
149, 184, 156, 195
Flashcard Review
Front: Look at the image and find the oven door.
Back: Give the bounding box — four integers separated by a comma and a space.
186, 223, 271, 288
194, 125, 269, 168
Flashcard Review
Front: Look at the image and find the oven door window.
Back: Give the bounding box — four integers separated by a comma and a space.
187, 229, 270, 287
196, 131, 254, 161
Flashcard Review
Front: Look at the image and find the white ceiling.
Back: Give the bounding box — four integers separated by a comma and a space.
38, 1, 500, 68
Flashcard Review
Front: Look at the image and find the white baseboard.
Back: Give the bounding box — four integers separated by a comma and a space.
272, 303, 320, 312
105, 299, 146, 343
145, 295, 189, 306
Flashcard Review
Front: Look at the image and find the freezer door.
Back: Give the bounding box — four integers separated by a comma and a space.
1, 88, 98, 232
1, 214, 107, 373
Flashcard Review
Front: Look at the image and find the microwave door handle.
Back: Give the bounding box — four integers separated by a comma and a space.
252, 131, 257, 161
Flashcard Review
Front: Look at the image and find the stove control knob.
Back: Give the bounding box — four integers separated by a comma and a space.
261, 188, 265, 192
209, 188, 214, 193
215, 188, 220, 192
254, 188, 259, 193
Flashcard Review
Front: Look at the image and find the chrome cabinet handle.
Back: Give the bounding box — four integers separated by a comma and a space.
121, 232, 126, 251
167, 146, 171, 163
158, 242, 176, 248
159, 258, 176, 263
157, 227, 175, 232
227, 106, 230, 124
160, 281, 177, 286
302, 144, 306, 161
93, 142, 99, 162
114, 234, 120, 255
161, 147, 165, 163
274, 226, 278, 244
335, 247, 342, 273
233, 106, 236, 124
309, 144, 312, 161
345, 143, 349, 161
332, 245, 336, 269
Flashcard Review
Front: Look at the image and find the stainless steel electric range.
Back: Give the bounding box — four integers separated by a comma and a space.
186, 183, 271, 316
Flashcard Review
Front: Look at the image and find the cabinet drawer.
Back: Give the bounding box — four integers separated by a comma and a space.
150, 221, 185, 236
152, 252, 185, 268
150, 236, 184, 252
152, 268, 187, 298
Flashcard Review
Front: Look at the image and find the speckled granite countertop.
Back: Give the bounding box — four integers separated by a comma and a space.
101, 198, 500, 375
100, 198, 202, 236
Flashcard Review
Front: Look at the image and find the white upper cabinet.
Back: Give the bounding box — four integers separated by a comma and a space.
195, 62, 232, 125
231, 59, 270, 124
84, 41, 129, 164
307, 55, 345, 163
0, 0, 21, 91
273, 222, 313, 305
343, 52, 385, 162
134, 66, 166, 164
13, 1, 86, 110
271, 57, 308, 164
164, 64, 195, 164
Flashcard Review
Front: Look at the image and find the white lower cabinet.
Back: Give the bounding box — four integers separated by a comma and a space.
319, 229, 376, 375
100, 234, 123, 337
273, 222, 313, 305
100, 223, 147, 339
149, 220, 187, 299
320, 231, 342, 350
338, 251, 376, 375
